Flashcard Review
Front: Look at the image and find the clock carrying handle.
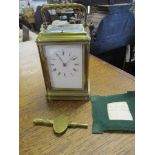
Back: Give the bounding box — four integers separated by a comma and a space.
41, 3, 87, 29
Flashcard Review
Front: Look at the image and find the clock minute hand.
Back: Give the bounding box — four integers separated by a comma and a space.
56, 53, 65, 65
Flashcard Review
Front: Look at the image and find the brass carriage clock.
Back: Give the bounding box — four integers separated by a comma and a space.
36, 3, 90, 100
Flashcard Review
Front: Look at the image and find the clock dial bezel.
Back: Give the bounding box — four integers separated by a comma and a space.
44, 44, 84, 90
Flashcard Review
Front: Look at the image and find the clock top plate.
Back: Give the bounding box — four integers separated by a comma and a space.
36, 24, 90, 43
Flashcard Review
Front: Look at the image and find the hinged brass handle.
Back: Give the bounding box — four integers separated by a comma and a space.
41, 3, 87, 29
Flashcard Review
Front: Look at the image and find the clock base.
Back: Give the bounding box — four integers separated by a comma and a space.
46, 91, 90, 101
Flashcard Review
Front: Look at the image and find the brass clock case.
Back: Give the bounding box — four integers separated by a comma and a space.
36, 3, 90, 100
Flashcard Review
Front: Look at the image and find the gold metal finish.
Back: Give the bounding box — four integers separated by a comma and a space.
53, 115, 69, 134
33, 115, 88, 134
33, 118, 53, 126
41, 3, 87, 28
37, 30, 89, 43
36, 3, 90, 100
36, 41, 90, 100
68, 122, 88, 128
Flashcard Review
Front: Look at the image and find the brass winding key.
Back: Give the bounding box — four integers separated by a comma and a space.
33, 115, 88, 134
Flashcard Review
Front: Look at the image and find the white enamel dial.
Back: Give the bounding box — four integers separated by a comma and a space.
44, 44, 83, 89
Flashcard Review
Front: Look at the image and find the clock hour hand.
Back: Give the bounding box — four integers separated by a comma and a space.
70, 56, 77, 61
66, 56, 78, 64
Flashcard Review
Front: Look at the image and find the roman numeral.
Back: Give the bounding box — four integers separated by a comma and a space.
52, 68, 56, 72
62, 51, 64, 56
74, 63, 79, 66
